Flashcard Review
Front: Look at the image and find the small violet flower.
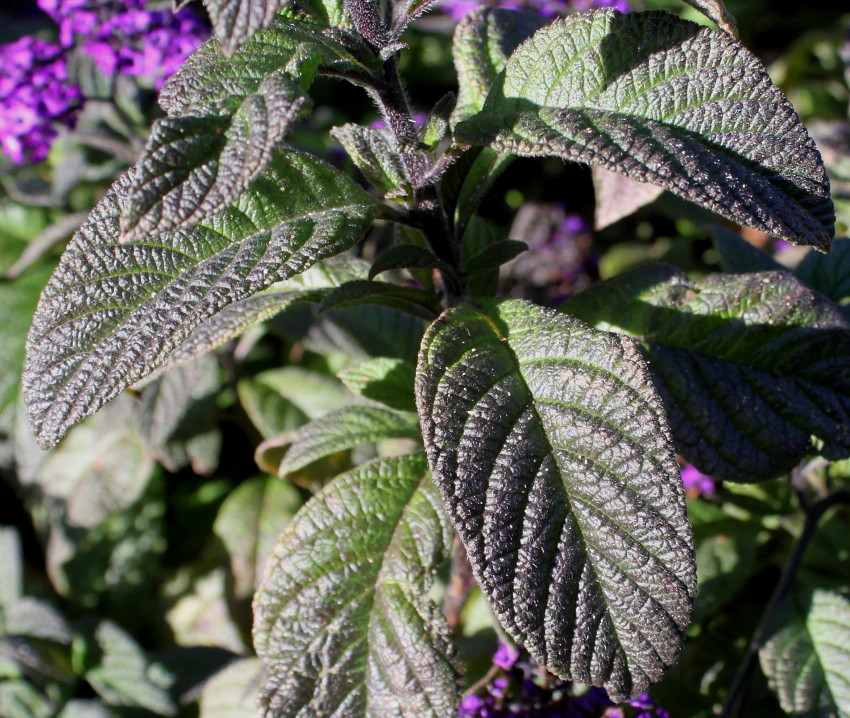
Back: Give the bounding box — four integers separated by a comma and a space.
0, 36, 81, 164
493, 640, 521, 669
681, 464, 717, 496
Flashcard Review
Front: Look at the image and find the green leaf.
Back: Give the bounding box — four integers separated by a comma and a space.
138, 354, 223, 475
0, 526, 23, 611
279, 405, 421, 476
254, 454, 460, 717
203, 0, 285, 55
337, 357, 417, 412
0, 682, 52, 718
86, 620, 177, 715
457, 10, 835, 248
415, 298, 695, 701
711, 225, 784, 275
760, 588, 850, 716
121, 77, 305, 241
463, 238, 527, 277
199, 657, 265, 718
4, 598, 73, 644
368, 245, 454, 281
331, 124, 408, 194
563, 265, 850, 482
319, 280, 442, 319
24, 149, 382, 449
452, 7, 548, 122
679, 0, 738, 36
213, 475, 302, 600
796, 237, 850, 307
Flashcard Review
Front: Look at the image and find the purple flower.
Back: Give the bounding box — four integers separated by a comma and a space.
460, 694, 486, 716
0, 36, 81, 164
38, 0, 208, 90
681, 464, 717, 496
493, 640, 521, 670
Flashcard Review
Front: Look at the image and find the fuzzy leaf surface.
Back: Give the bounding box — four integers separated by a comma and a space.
203, 0, 285, 55
331, 124, 407, 194
563, 265, 850, 482
254, 454, 460, 718
760, 589, 850, 716
24, 150, 382, 448
415, 298, 695, 701
456, 10, 834, 248
279, 405, 421, 476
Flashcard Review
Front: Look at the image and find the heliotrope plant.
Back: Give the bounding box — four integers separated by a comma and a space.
19, 0, 850, 716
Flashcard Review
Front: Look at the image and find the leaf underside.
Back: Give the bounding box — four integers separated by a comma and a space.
760, 589, 850, 716
24, 150, 380, 449
415, 298, 696, 701
254, 454, 460, 718
456, 9, 834, 248
563, 265, 850, 482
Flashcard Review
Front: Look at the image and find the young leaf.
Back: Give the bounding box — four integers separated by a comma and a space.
760, 589, 850, 716
331, 124, 408, 194
679, 0, 738, 37
254, 453, 460, 717
319, 280, 442, 319
452, 7, 548, 122
368, 244, 454, 280
338, 357, 417, 412
462, 238, 527, 277
278, 405, 421, 476
24, 150, 383, 449
415, 298, 696, 701
563, 265, 850, 482
456, 10, 835, 248
203, 0, 286, 56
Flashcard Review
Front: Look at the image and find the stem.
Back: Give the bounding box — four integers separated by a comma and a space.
720, 486, 850, 718
443, 538, 475, 633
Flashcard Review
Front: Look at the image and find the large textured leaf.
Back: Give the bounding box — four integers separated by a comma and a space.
563, 265, 850, 482
24, 150, 382, 449
456, 10, 834, 248
254, 454, 460, 717
452, 7, 547, 121
203, 0, 286, 55
122, 21, 375, 240
415, 298, 695, 701
760, 589, 850, 716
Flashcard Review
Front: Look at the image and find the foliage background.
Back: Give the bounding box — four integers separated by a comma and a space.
1, 0, 850, 716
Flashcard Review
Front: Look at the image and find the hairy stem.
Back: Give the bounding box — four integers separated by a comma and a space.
721, 486, 850, 718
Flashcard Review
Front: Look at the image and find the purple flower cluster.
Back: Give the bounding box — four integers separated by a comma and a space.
443, 0, 629, 21
37, 0, 207, 90
459, 640, 670, 717
0, 36, 81, 164
681, 465, 717, 497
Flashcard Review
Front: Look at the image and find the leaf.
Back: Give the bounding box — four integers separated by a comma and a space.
0, 682, 52, 718
279, 405, 421, 476
331, 124, 408, 194
213, 475, 302, 600
137, 353, 223, 475
456, 10, 835, 248
563, 265, 850, 482
254, 454, 460, 717
86, 620, 177, 715
452, 7, 548, 122
710, 225, 784, 274
368, 245, 454, 280
679, 0, 738, 37
592, 166, 664, 230
24, 149, 382, 449
203, 0, 286, 55
4, 598, 73, 644
121, 76, 306, 241
463, 238, 527, 277
337, 357, 417, 412
200, 658, 265, 718
0, 526, 23, 611
760, 588, 850, 716
796, 237, 850, 305
415, 298, 695, 701
319, 280, 442, 319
